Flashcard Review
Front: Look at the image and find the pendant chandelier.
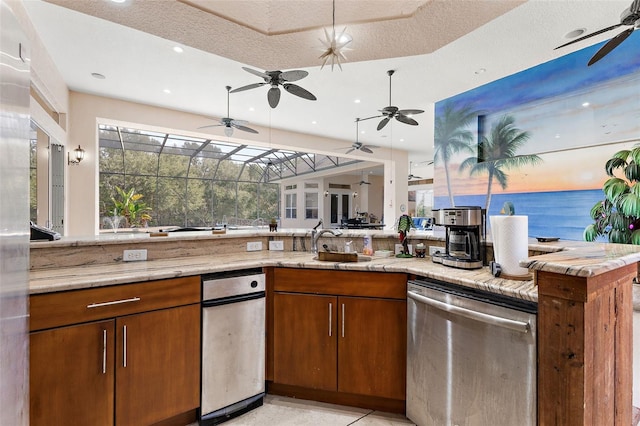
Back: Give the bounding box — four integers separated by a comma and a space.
318, 0, 352, 71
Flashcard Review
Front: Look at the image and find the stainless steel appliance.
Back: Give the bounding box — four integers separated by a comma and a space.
407, 279, 537, 426
0, 3, 30, 425
201, 269, 266, 425
432, 206, 485, 269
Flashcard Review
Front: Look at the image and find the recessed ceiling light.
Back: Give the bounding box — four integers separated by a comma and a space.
311, 121, 317, 124
555, 134, 561, 139
399, 138, 405, 142
248, 107, 255, 112
91, 72, 105, 79
474, 68, 486, 75
564, 28, 586, 39
109, 0, 127, 3
582, 102, 590, 107
163, 89, 171, 94
354, 99, 361, 104
173, 46, 183, 53
360, 130, 365, 134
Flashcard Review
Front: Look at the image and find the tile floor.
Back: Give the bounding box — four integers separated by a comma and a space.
192, 394, 415, 426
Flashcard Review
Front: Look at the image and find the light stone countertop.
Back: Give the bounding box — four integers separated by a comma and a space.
29, 250, 539, 302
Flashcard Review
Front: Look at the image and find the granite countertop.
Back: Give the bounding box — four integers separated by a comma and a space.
29, 251, 539, 302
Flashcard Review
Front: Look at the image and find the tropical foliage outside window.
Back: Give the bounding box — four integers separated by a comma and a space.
99, 125, 279, 229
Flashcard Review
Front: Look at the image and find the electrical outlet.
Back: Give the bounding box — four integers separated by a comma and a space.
246, 241, 263, 251
123, 249, 147, 262
269, 241, 284, 251
429, 246, 442, 256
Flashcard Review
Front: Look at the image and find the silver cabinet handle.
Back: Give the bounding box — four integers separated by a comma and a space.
87, 297, 140, 309
407, 290, 531, 333
102, 329, 107, 374
329, 303, 332, 337
123, 325, 127, 368
341, 303, 345, 338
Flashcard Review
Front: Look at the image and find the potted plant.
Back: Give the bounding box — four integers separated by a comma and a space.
584, 144, 640, 244
111, 186, 152, 228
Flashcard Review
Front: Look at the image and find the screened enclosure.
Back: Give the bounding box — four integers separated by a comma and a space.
99, 124, 360, 229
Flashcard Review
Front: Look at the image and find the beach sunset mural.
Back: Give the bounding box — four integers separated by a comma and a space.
434, 31, 640, 240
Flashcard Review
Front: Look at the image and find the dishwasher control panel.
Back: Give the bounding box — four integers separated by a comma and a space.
202, 271, 265, 301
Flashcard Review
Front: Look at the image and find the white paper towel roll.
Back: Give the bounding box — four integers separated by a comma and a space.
490, 215, 529, 277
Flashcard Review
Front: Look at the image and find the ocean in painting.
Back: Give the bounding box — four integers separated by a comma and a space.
434, 189, 605, 242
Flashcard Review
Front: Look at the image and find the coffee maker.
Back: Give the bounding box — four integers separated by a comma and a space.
431, 206, 485, 269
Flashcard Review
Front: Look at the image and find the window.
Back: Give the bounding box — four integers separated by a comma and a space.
305, 192, 318, 219
285, 193, 297, 219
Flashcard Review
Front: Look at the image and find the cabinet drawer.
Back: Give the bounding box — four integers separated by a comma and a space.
273, 268, 406, 299
30, 276, 200, 331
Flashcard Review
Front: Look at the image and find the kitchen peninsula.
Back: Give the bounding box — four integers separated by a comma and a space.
29, 230, 639, 426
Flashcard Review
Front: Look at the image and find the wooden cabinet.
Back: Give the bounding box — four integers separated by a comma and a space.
29, 277, 200, 426
269, 268, 407, 411
30, 320, 115, 425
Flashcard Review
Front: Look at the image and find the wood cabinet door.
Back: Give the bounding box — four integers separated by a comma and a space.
273, 292, 337, 391
115, 304, 200, 426
30, 320, 115, 426
337, 296, 407, 400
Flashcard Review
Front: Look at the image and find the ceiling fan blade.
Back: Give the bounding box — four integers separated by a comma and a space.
555, 23, 623, 50
398, 109, 424, 116
268, 87, 281, 108
345, 148, 355, 154
230, 82, 265, 93
360, 181, 371, 185
241, 66, 270, 80
377, 117, 391, 131
360, 146, 374, 154
280, 70, 308, 82
395, 114, 419, 126
231, 123, 259, 134
197, 124, 223, 129
364, 144, 380, 149
230, 119, 248, 126
588, 27, 634, 66
283, 83, 317, 101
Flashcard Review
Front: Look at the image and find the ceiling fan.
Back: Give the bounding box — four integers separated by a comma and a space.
230, 67, 317, 108
198, 86, 258, 137
345, 118, 379, 154
408, 160, 432, 180
360, 70, 424, 131
554, 0, 640, 66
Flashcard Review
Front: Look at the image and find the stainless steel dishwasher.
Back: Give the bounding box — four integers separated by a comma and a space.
407, 279, 537, 426
200, 269, 265, 425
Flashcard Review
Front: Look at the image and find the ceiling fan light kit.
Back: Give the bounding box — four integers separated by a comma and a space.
231, 67, 317, 108
554, 0, 639, 66
198, 85, 258, 136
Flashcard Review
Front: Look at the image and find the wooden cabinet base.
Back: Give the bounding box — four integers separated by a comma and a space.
150, 409, 197, 426
267, 382, 405, 414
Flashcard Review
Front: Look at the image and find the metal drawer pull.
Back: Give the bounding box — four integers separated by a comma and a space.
341, 304, 345, 338
329, 303, 332, 337
123, 325, 127, 368
87, 297, 141, 309
102, 329, 107, 374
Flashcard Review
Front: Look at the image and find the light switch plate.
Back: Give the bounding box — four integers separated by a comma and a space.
269, 241, 284, 251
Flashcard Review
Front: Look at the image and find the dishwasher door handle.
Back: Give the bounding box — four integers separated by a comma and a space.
408, 290, 531, 333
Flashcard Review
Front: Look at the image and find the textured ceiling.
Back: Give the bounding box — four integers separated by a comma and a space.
26, 0, 633, 174
43, 0, 524, 70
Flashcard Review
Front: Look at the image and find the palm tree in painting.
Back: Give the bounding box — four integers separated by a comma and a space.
460, 115, 542, 212
434, 102, 477, 207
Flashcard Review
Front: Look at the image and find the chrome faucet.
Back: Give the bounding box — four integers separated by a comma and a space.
311, 219, 343, 254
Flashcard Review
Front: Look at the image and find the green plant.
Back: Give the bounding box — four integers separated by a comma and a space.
111, 186, 152, 228
585, 144, 640, 244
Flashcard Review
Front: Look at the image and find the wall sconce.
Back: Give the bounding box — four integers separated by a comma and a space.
68, 145, 85, 165
352, 192, 358, 198
324, 191, 329, 197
